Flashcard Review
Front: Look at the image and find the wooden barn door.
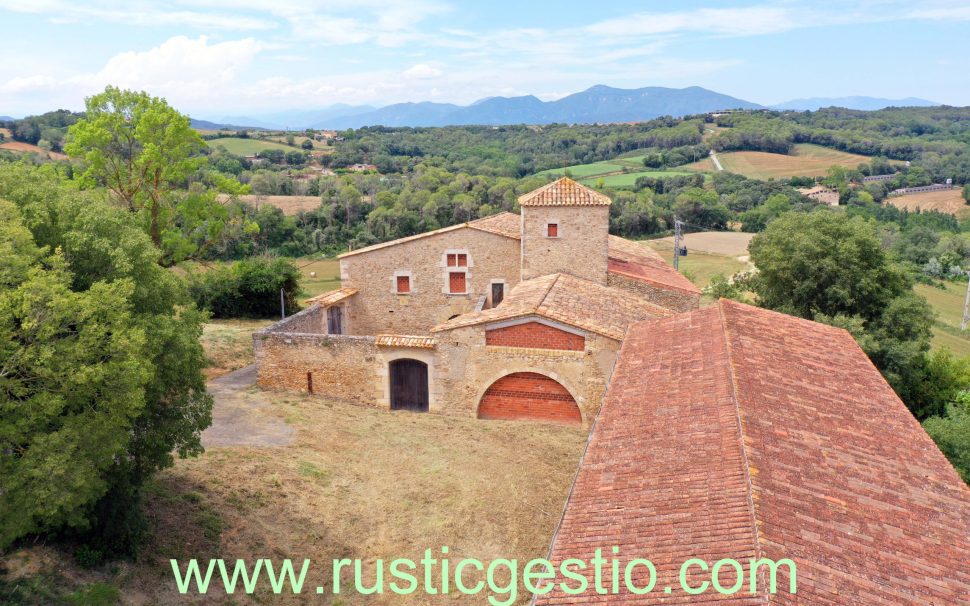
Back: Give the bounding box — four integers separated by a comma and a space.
327, 306, 343, 335
389, 359, 429, 412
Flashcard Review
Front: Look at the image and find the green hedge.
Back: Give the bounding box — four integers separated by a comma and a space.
189, 257, 301, 318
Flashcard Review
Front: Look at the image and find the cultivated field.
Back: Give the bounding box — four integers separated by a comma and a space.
298, 258, 342, 298
683, 144, 874, 180
0, 141, 68, 160
206, 137, 297, 155
216, 194, 322, 215
886, 189, 969, 218
2, 389, 586, 604
915, 281, 970, 357
580, 170, 694, 188
648, 231, 754, 257
538, 155, 694, 187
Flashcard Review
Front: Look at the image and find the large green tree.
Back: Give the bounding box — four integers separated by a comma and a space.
0, 164, 211, 556
748, 210, 946, 415
65, 87, 206, 249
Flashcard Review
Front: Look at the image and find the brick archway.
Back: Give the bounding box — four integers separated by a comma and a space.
478, 372, 581, 425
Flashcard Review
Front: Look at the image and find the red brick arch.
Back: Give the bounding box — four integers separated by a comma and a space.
478, 372, 581, 425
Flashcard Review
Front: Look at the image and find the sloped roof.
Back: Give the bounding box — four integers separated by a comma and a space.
306, 287, 358, 306
607, 234, 700, 294
538, 300, 970, 605
338, 213, 519, 259
518, 177, 612, 207
431, 273, 672, 340
374, 335, 436, 349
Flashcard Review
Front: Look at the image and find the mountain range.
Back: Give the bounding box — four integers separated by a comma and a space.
770, 96, 938, 111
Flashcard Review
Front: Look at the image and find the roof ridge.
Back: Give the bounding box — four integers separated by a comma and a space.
716, 300, 770, 604
535, 273, 562, 312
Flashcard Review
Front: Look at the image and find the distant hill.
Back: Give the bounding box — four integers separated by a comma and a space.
0, 115, 15, 122
772, 96, 939, 111
189, 118, 266, 131
212, 105, 377, 130
319, 85, 761, 128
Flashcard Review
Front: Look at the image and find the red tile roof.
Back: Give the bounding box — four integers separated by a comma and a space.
374, 335, 436, 349
518, 177, 612, 207
306, 287, 358, 306
431, 273, 672, 340
538, 300, 970, 605
607, 235, 700, 295
467, 211, 521, 239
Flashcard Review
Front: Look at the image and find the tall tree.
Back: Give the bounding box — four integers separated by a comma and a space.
66, 86, 205, 247
0, 164, 211, 557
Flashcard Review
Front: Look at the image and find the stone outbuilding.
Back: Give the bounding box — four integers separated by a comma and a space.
254, 177, 701, 427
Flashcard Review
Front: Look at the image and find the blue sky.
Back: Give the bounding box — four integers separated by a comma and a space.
1, 0, 969, 118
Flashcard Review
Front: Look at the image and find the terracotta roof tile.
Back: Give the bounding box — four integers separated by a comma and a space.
306, 287, 358, 306
431, 273, 671, 340
518, 177, 612, 207
607, 235, 700, 295
467, 211, 521, 239
538, 300, 970, 604
374, 335, 436, 349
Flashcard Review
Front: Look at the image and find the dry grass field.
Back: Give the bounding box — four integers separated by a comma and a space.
886, 189, 969, 218
1, 391, 586, 605
217, 194, 322, 215
0, 141, 68, 160
298, 258, 342, 299
201, 319, 274, 378
683, 144, 874, 180
648, 231, 754, 257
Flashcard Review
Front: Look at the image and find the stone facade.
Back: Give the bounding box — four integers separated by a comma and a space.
520, 205, 609, 284
339, 226, 520, 335
254, 178, 700, 427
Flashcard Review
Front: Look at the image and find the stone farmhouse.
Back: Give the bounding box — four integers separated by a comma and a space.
254, 177, 701, 426
252, 177, 970, 602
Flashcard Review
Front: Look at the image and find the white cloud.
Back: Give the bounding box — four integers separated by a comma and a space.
1, 75, 58, 93
0, 0, 275, 30
403, 64, 442, 80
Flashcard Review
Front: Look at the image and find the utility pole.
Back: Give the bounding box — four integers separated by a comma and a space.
962, 270, 970, 331
673, 217, 684, 272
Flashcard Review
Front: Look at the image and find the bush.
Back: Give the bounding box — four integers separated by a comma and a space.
189, 257, 301, 318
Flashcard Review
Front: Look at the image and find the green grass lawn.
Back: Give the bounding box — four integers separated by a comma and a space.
298, 257, 342, 299
537, 161, 627, 179
582, 170, 694, 188
915, 281, 970, 357
206, 137, 297, 155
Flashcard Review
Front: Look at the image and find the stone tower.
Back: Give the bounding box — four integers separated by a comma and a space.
519, 177, 611, 284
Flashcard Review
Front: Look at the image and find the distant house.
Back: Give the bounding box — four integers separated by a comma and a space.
863, 173, 898, 183
797, 185, 839, 206
348, 163, 378, 173
890, 183, 954, 196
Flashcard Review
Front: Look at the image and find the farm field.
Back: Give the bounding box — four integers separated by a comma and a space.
649, 231, 754, 257
217, 193, 322, 215
206, 137, 296, 155
886, 188, 969, 218
2, 389, 586, 604
580, 170, 693, 187
0, 140, 68, 160
537, 161, 627, 178
641, 234, 750, 291
915, 281, 970, 357
298, 257, 342, 298
682, 144, 874, 179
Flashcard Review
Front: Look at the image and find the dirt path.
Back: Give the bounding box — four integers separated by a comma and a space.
201, 364, 295, 447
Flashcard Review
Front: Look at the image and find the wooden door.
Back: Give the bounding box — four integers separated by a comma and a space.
390, 359, 429, 412
491, 282, 505, 307
327, 305, 343, 335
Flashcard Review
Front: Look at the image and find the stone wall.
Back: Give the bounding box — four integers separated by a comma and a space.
434, 324, 620, 427
339, 226, 521, 335
607, 272, 700, 312
520, 205, 609, 284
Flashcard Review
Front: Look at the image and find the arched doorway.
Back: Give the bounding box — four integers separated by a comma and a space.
389, 359, 429, 412
478, 372, 581, 425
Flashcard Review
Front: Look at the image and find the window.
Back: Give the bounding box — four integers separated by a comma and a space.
449, 271, 467, 294
547, 222, 559, 238
447, 253, 468, 267
396, 275, 411, 294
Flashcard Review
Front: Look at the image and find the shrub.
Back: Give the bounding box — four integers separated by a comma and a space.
189, 257, 301, 318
